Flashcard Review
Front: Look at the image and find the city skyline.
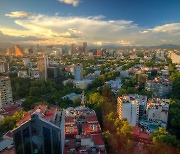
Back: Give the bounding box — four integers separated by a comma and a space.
0, 0, 180, 46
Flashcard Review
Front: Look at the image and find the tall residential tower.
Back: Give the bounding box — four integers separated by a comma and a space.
0, 76, 13, 108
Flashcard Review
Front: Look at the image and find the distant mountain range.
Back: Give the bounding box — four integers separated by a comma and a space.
98, 44, 180, 49
148, 44, 180, 49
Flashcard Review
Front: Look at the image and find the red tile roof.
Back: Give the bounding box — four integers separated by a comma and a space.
65, 117, 75, 124
92, 134, 105, 146
0, 103, 22, 116
43, 107, 56, 121
17, 105, 57, 125
33, 105, 47, 115
82, 123, 101, 134
85, 115, 98, 123
133, 126, 150, 140
17, 112, 31, 125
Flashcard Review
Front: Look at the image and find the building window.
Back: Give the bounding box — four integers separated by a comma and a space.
52, 129, 60, 154
43, 127, 52, 154
14, 131, 23, 154
23, 127, 31, 154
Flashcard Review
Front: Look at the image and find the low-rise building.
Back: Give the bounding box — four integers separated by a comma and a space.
18, 70, 29, 78
146, 98, 169, 126
74, 79, 92, 89
64, 106, 106, 153
146, 77, 172, 98
105, 78, 123, 95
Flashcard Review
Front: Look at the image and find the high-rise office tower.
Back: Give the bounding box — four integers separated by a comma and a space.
74, 64, 83, 81
47, 66, 59, 80
13, 106, 63, 154
83, 42, 87, 54
0, 76, 13, 108
38, 55, 48, 81
15, 45, 25, 57
71, 44, 76, 54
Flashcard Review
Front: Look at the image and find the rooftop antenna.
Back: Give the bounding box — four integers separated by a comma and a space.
81, 91, 85, 107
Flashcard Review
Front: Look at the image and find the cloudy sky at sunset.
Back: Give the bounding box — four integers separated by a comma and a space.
0, 0, 180, 46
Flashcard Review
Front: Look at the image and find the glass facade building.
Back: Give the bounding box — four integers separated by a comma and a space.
13, 113, 61, 154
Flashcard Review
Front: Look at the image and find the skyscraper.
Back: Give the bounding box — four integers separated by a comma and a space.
71, 44, 77, 54
83, 42, 87, 54
38, 55, 48, 81
74, 64, 83, 81
0, 61, 9, 73
0, 76, 13, 108
15, 45, 25, 57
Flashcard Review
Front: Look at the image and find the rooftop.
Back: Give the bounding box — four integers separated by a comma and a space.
92, 134, 105, 146
82, 123, 101, 134
0, 103, 23, 116
17, 105, 58, 125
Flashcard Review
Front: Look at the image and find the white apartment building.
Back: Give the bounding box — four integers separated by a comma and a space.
0, 76, 13, 108
117, 95, 139, 126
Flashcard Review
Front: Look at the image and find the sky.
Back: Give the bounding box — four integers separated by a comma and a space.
0, 0, 180, 46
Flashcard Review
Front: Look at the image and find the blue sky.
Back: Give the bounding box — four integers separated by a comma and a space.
0, 0, 180, 46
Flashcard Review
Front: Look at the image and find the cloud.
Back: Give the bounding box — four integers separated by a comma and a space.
93, 41, 110, 46
58, 0, 80, 7
140, 23, 180, 33
0, 31, 45, 43
68, 28, 82, 34
5, 11, 32, 18
3, 12, 180, 46
117, 40, 134, 46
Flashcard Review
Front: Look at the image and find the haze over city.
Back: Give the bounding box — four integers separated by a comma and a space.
0, 0, 180, 46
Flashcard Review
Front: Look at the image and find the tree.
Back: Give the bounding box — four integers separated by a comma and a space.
13, 110, 26, 121
168, 99, 180, 139
118, 88, 127, 96
171, 79, 180, 99
73, 97, 81, 105
152, 127, 180, 148
0, 110, 25, 136
148, 127, 180, 153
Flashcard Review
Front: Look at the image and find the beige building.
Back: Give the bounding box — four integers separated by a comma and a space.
146, 99, 169, 125
168, 51, 180, 64
0, 76, 13, 108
